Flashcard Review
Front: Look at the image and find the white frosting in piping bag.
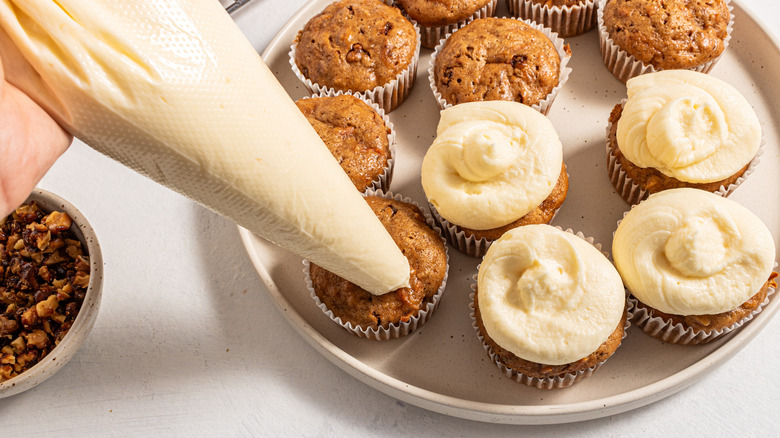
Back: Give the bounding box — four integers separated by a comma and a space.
421, 101, 562, 230
478, 225, 625, 366
617, 70, 761, 183
613, 188, 775, 315
0, 0, 410, 294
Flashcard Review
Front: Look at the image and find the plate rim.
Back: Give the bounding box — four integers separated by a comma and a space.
240, 0, 780, 425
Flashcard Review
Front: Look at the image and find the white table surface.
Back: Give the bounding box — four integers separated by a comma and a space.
3, 0, 779, 435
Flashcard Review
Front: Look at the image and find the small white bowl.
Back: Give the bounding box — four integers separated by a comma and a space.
0, 188, 103, 398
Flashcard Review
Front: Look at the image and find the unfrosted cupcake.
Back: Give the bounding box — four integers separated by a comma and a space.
429, 17, 571, 115
613, 189, 777, 345
606, 70, 761, 205
598, 0, 732, 82
394, 0, 498, 48
291, 0, 421, 112
306, 191, 449, 340
295, 92, 395, 192
422, 101, 567, 257
473, 225, 628, 388
508, 0, 597, 37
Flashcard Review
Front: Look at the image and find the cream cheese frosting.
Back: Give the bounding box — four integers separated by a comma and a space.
613, 188, 775, 316
616, 70, 761, 183
477, 225, 625, 366
0, 0, 410, 295
421, 101, 562, 230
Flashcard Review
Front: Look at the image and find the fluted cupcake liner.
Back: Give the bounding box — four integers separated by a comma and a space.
628, 285, 774, 345
469, 228, 632, 389
597, 0, 734, 83
290, 14, 421, 113
428, 16, 572, 115
303, 189, 449, 341
393, 0, 498, 49
300, 90, 396, 193
606, 100, 764, 205
427, 166, 567, 258
507, 0, 597, 37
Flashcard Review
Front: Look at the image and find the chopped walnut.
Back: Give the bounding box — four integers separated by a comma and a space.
0, 201, 89, 382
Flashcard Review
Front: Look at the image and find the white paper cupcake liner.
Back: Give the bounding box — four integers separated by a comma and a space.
507, 0, 597, 37
628, 276, 776, 346
597, 0, 734, 83
428, 16, 572, 115
469, 228, 632, 389
300, 90, 396, 193
394, 0, 498, 49
427, 166, 567, 258
290, 14, 421, 113
606, 99, 763, 205
303, 189, 449, 341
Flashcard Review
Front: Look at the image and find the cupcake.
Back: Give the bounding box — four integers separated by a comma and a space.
508, 0, 597, 38
613, 188, 777, 345
290, 0, 421, 113
295, 92, 395, 192
393, 0, 498, 49
306, 191, 449, 340
606, 70, 761, 205
429, 17, 571, 115
598, 0, 733, 83
473, 225, 628, 389
422, 101, 567, 257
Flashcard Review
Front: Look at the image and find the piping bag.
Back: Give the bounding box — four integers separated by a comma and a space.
0, 0, 410, 295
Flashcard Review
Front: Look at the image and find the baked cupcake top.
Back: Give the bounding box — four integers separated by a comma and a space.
421, 101, 562, 230
477, 225, 625, 365
294, 0, 417, 92
295, 94, 390, 192
310, 196, 447, 328
603, 0, 730, 70
613, 189, 775, 316
616, 70, 760, 183
532, 0, 588, 7
396, 0, 492, 27
434, 18, 561, 107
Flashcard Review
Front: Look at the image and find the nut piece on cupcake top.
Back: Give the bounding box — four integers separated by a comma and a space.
295, 0, 417, 92
613, 188, 775, 316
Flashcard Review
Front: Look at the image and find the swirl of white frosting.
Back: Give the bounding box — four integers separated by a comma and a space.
616, 70, 761, 183
613, 189, 775, 316
478, 225, 625, 366
421, 101, 562, 230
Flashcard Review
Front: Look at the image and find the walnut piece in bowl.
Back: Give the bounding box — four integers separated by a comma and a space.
0, 188, 103, 398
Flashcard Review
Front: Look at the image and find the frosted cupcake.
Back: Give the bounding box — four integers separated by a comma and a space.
606, 70, 761, 205
473, 225, 628, 389
422, 101, 567, 257
613, 189, 777, 345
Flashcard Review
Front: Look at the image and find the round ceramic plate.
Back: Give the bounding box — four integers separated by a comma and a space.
239, 0, 780, 424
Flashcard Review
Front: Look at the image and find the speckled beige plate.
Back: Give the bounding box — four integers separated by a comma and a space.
239, 0, 780, 425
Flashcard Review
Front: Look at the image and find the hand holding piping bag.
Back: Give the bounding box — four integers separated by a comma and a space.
0, 55, 71, 217
0, 0, 410, 295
